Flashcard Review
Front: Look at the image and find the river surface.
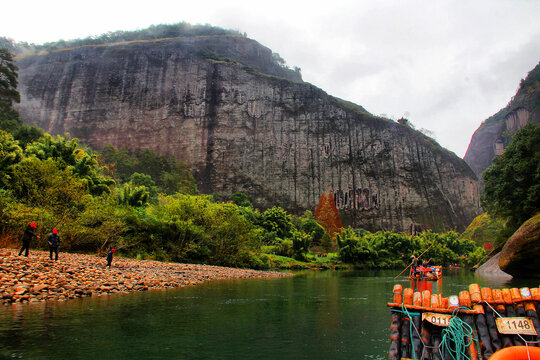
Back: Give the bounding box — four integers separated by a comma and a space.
0, 269, 536, 359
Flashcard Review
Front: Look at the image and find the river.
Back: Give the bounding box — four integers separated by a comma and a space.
0, 269, 536, 359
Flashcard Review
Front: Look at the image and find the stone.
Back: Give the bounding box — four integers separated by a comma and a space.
32, 284, 48, 293
13, 286, 27, 293
0, 247, 290, 305
475, 252, 512, 280
499, 213, 540, 278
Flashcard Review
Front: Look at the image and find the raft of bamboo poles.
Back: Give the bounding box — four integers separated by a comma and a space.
407, 266, 443, 281
387, 284, 540, 360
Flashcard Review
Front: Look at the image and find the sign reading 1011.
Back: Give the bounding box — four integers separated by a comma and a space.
422, 313, 452, 327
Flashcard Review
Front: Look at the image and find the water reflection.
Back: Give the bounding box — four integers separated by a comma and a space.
410, 278, 442, 294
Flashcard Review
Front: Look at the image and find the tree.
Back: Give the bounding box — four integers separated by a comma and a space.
0, 130, 23, 188
13, 125, 44, 149
26, 134, 115, 195
300, 218, 325, 244
290, 228, 312, 261
0, 108, 22, 133
10, 157, 88, 213
260, 206, 293, 239
144, 194, 263, 266
482, 124, 540, 233
314, 190, 343, 239
116, 182, 150, 207
231, 192, 252, 208
0, 48, 20, 111
0, 48, 22, 133
99, 145, 197, 195
130, 172, 158, 199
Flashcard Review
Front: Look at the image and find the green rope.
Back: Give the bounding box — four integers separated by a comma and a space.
399, 303, 421, 359
395, 305, 479, 360
440, 308, 476, 360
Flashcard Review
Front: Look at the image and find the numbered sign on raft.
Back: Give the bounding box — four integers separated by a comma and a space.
422, 312, 452, 327
496, 317, 538, 335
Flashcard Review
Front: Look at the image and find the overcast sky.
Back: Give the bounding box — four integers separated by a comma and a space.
2, 0, 539, 157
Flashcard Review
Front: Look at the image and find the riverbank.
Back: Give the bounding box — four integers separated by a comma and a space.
0, 248, 293, 305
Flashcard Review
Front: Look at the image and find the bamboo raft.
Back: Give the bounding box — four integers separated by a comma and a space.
387, 284, 540, 359
407, 266, 443, 281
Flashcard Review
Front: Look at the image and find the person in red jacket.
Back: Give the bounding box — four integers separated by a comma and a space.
18, 222, 40, 257
106, 247, 115, 267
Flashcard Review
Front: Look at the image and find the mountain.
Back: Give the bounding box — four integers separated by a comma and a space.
13, 31, 481, 232
464, 62, 540, 180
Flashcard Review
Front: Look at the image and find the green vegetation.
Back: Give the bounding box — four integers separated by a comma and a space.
460, 213, 506, 248
196, 48, 237, 64
337, 228, 485, 269
0, 124, 486, 269
99, 144, 198, 197
482, 124, 540, 237
0, 48, 23, 135
519, 62, 540, 95
4, 23, 243, 55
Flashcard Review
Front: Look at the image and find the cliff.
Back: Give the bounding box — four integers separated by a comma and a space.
498, 212, 540, 278
15, 35, 481, 232
464, 62, 540, 180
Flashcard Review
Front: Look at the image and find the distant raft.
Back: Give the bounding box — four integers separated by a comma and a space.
387, 284, 540, 360
407, 266, 443, 281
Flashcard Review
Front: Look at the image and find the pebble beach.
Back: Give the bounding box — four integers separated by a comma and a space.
0, 248, 293, 305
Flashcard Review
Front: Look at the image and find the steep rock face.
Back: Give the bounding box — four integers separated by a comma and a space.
15, 36, 481, 232
464, 62, 540, 179
475, 252, 512, 280
498, 213, 540, 278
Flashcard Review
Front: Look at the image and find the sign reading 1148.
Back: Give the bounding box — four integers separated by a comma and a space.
496, 317, 537, 336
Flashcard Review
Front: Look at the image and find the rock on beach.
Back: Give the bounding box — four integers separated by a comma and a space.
0, 248, 293, 305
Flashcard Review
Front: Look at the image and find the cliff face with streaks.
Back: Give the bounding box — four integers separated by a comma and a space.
464, 62, 540, 180
15, 35, 481, 232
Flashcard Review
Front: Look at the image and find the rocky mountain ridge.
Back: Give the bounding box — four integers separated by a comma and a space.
464, 62, 540, 180
14, 34, 481, 232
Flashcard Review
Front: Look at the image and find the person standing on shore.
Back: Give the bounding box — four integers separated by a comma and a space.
106, 247, 115, 267
18, 222, 40, 257
47, 228, 60, 261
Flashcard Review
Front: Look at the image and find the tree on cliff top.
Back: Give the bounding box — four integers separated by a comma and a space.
482, 123, 540, 234
0, 48, 23, 133
0, 48, 19, 111
314, 191, 343, 239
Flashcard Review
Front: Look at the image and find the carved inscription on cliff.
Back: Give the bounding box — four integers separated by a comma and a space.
333, 188, 379, 211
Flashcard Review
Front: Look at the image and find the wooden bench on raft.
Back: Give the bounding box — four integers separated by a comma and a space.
387, 284, 540, 360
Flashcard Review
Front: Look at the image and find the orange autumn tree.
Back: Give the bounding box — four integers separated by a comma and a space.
314, 190, 343, 239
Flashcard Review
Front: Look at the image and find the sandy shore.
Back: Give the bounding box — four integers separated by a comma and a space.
0, 248, 293, 305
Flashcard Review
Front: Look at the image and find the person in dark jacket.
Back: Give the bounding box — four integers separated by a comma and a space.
106, 247, 115, 267
18, 222, 40, 257
410, 251, 419, 276
47, 228, 60, 261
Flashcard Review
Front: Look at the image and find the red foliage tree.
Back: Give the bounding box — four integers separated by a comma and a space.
314, 190, 343, 239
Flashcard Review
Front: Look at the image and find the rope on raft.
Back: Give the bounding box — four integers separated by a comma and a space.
389, 285, 540, 360
439, 308, 476, 360
397, 304, 477, 360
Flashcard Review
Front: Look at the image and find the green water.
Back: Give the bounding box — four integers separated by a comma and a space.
0, 269, 536, 359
